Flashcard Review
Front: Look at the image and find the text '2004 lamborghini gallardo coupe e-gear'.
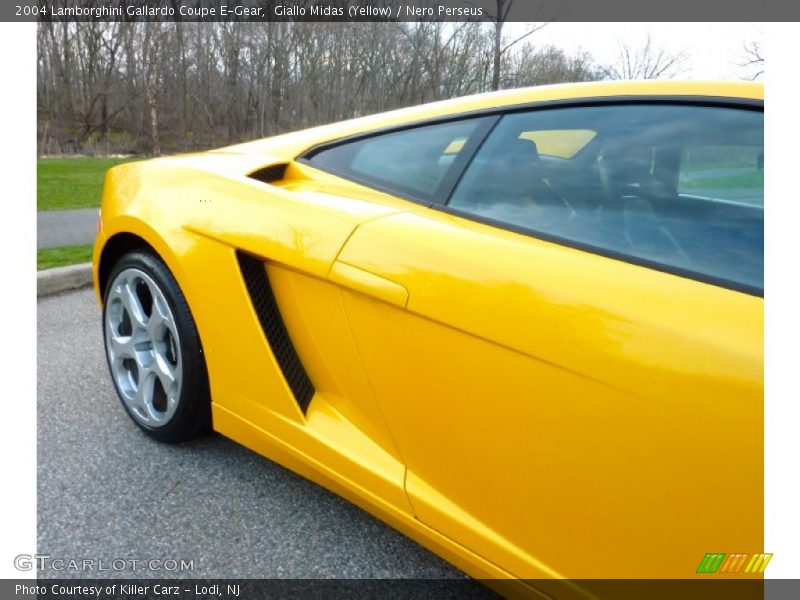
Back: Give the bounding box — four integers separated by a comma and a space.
93, 81, 764, 596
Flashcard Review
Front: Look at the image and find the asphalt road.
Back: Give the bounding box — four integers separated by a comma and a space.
37, 209, 98, 249
37, 289, 486, 586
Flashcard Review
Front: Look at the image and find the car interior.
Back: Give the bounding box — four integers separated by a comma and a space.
447, 107, 764, 291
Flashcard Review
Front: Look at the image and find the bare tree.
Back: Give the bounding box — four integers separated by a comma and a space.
142, 23, 164, 155
508, 45, 600, 87
600, 34, 688, 80
470, 2, 547, 90
739, 40, 764, 80
37, 21, 602, 156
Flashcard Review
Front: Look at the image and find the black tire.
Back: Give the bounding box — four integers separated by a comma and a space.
102, 250, 211, 443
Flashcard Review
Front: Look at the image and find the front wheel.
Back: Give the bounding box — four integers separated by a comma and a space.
102, 250, 210, 442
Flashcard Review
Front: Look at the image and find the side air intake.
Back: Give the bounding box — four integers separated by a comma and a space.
236, 251, 315, 413
247, 163, 288, 184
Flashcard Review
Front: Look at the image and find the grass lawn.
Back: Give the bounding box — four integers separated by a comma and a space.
685, 170, 764, 190
38, 156, 138, 211
37, 244, 93, 271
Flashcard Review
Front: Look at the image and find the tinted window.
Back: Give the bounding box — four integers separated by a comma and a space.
448, 104, 763, 293
306, 119, 487, 200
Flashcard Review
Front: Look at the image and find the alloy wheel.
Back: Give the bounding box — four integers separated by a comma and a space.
104, 267, 183, 428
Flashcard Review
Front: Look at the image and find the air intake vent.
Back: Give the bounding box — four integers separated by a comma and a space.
248, 163, 288, 184
236, 251, 315, 413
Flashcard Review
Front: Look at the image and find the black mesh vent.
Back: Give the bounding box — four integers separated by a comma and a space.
237, 251, 315, 413
247, 163, 287, 184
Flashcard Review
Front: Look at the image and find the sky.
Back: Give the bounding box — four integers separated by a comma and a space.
518, 22, 764, 80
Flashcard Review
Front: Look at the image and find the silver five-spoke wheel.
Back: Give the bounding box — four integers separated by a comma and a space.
105, 267, 183, 428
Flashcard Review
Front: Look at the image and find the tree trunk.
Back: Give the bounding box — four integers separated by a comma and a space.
143, 24, 162, 156
492, 19, 503, 91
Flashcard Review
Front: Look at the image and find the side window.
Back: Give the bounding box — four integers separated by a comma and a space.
448, 104, 764, 293
305, 118, 487, 201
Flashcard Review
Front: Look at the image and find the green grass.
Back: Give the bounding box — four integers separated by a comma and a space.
682, 162, 757, 173
37, 244, 93, 271
685, 170, 764, 190
38, 156, 137, 211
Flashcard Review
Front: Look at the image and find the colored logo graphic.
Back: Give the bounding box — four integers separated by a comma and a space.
696, 553, 772, 574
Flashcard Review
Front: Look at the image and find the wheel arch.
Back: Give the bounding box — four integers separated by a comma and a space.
98, 232, 159, 300
97, 217, 189, 308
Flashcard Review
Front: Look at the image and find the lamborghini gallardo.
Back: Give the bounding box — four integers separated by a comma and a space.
93, 81, 764, 591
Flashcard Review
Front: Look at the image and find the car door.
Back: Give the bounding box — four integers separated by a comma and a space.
306, 100, 764, 579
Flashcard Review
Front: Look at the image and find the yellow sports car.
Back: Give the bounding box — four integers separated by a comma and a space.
93, 81, 764, 593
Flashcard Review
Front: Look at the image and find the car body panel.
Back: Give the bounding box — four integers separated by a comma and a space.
93, 80, 764, 592
336, 207, 761, 578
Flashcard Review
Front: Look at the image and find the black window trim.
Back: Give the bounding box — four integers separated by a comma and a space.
298, 95, 764, 297
299, 95, 761, 157
431, 116, 501, 203
298, 95, 761, 208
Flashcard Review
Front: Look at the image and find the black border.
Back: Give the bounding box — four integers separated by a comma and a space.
298, 94, 764, 297
14, 578, 789, 600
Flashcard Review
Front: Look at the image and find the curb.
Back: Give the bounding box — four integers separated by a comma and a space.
37, 263, 93, 297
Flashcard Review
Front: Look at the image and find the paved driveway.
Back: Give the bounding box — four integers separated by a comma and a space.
38, 289, 488, 586
37, 208, 98, 249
